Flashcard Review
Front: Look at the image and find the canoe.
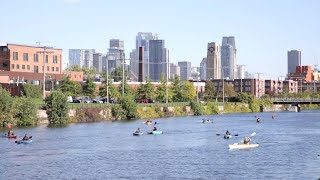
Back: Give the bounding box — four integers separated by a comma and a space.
229, 143, 259, 149
7, 134, 17, 138
133, 132, 144, 136
15, 139, 33, 144
147, 131, 163, 135
224, 134, 232, 139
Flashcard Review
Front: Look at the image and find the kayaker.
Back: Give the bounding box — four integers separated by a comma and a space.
256, 117, 260, 123
226, 131, 231, 135
135, 128, 141, 133
153, 127, 157, 131
22, 134, 30, 140
243, 137, 251, 144
154, 121, 157, 125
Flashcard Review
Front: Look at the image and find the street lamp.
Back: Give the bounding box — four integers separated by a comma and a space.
36, 44, 53, 99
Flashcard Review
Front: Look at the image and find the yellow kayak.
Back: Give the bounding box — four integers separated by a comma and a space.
229, 143, 259, 149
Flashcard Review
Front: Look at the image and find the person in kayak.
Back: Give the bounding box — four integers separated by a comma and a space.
153, 127, 157, 131
22, 134, 30, 140
135, 128, 141, 133
243, 137, 251, 144
226, 131, 231, 135
256, 117, 260, 123
8, 130, 13, 136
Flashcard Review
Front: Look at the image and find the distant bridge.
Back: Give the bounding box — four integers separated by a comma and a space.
271, 98, 320, 104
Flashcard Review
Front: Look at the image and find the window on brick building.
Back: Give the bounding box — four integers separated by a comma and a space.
56, 67, 59, 72
34, 53, 39, 62
11, 64, 14, 69
27, 65, 30, 70
53, 55, 58, 64
52, 67, 54, 71
17, 64, 20, 69
34, 66, 39, 73
45, 55, 48, 63
22, 65, 25, 69
13, 52, 18, 60
23, 53, 28, 61
3, 60, 8, 67
47, 66, 50, 71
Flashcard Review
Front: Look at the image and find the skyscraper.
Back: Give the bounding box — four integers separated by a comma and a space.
206, 42, 221, 79
178, 61, 191, 81
221, 36, 237, 79
130, 32, 158, 81
288, 50, 301, 74
108, 39, 125, 70
200, 58, 207, 80
93, 53, 102, 72
69, 49, 95, 68
170, 63, 180, 79
237, 65, 246, 79
149, 39, 168, 81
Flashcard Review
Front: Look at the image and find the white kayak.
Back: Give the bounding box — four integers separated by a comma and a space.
229, 143, 259, 149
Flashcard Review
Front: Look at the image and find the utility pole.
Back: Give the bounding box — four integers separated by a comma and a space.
106, 53, 109, 104
36, 42, 53, 99
196, 72, 200, 103
166, 50, 169, 105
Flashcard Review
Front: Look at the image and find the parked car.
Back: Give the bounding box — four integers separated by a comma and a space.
101, 97, 116, 103
72, 97, 82, 103
67, 96, 73, 103
92, 98, 103, 104
81, 97, 92, 103
135, 98, 155, 103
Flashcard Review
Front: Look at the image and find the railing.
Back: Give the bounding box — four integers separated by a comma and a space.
270, 98, 320, 102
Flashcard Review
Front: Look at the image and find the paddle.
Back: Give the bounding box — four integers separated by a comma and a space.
235, 132, 256, 145
216, 133, 238, 136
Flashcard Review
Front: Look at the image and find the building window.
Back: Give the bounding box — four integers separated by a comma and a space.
45, 55, 48, 63
34, 53, 39, 62
23, 53, 28, 61
22, 65, 25, 69
17, 64, 20, 69
13, 52, 18, 60
56, 67, 59, 72
11, 64, 14, 69
34, 66, 39, 73
53, 55, 58, 64
47, 66, 50, 71
3, 47, 8, 51
52, 67, 54, 71
27, 65, 30, 70
2, 60, 8, 67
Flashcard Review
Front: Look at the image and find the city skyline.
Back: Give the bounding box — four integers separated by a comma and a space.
1, 0, 320, 79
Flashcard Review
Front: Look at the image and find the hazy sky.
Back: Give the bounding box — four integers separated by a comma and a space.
1, 0, 319, 79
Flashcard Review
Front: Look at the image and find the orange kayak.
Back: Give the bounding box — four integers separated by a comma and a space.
7, 134, 17, 138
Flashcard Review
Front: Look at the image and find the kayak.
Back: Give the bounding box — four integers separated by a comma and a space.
224, 134, 232, 139
133, 132, 144, 136
7, 134, 17, 138
143, 121, 153, 125
147, 131, 163, 135
15, 139, 33, 144
229, 143, 259, 149
202, 120, 212, 124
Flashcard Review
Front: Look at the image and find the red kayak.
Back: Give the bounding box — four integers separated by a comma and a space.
7, 134, 17, 138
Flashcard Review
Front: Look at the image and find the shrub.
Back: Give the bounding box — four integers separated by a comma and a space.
12, 97, 38, 126
190, 101, 203, 116
118, 95, 139, 120
22, 84, 42, 98
45, 91, 69, 124
0, 86, 13, 127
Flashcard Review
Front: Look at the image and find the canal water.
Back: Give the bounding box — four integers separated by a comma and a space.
1, 111, 320, 179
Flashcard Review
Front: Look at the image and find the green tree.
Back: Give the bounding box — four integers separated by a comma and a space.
119, 79, 132, 96
83, 77, 96, 98
0, 87, 13, 126
181, 81, 196, 102
171, 75, 184, 102
22, 84, 42, 98
137, 79, 155, 99
12, 97, 38, 126
45, 91, 69, 124
190, 100, 203, 116
204, 80, 216, 101
156, 74, 173, 103
59, 75, 82, 96
111, 67, 128, 82
112, 95, 138, 120
82, 67, 97, 76
66, 64, 82, 72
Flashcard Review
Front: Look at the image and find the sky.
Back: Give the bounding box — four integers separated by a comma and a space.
1, 0, 320, 79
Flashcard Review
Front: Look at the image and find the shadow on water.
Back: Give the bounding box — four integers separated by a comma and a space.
47, 124, 70, 129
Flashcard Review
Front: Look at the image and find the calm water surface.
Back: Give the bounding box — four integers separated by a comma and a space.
1, 111, 320, 180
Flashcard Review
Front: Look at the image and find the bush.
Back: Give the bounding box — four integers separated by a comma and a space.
118, 95, 139, 120
22, 84, 42, 98
0, 86, 13, 127
45, 91, 69, 124
203, 102, 219, 115
190, 101, 203, 116
12, 97, 38, 126
111, 104, 125, 120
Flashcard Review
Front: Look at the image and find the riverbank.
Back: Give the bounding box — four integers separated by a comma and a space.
35, 102, 320, 124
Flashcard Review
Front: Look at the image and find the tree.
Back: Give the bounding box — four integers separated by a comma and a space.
181, 81, 196, 102
111, 67, 127, 82
66, 64, 82, 72
82, 67, 97, 76
224, 83, 237, 97
119, 79, 132, 96
82, 77, 96, 98
112, 95, 139, 120
156, 74, 173, 103
22, 84, 42, 98
204, 81, 216, 101
0, 87, 13, 126
137, 79, 155, 99
12, 97, 38, 126
59, 75, 82, 96
171, 75, 184, 102
45, 91, 69, 124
